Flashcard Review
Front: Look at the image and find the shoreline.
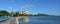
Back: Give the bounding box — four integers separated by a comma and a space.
0, 16, 29, 24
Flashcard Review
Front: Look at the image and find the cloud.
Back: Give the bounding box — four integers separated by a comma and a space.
8, 6, 12, 8
20, 4, 33, 10
9, 0, 14, 2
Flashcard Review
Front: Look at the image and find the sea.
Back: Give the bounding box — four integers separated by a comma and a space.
26, 16, 60, 24
0, 16, 60, 24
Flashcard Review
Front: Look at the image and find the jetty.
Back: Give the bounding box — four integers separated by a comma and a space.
0, 17, 16, 24
0, 16, 29, 24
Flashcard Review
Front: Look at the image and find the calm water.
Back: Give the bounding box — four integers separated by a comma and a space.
0, 16, 60, 24
0, 16, 10, 22
26, 16, 60, 24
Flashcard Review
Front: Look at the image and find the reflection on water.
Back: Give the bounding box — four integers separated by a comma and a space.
19, 16, 60, 24
27, 16, 60, 24
0, 16, 60, 24
19, 16, 29, 24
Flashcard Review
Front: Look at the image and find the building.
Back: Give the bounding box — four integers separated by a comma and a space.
20, 11, 29, 14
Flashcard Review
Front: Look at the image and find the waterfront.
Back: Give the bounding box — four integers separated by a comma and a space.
0, 16, 60, 24
27, 16, 60, 24
0, 17, 10, 22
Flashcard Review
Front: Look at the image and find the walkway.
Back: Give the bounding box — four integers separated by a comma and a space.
0, 17, 16, 24
0, 16, 29, 24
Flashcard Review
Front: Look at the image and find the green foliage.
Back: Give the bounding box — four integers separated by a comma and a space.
37, 14, 48, 16
0, 10, 9, 16
0, 10, 48, 17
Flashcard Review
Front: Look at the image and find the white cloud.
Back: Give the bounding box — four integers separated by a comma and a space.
20, 4, 33, 10
8, 6, 12, 8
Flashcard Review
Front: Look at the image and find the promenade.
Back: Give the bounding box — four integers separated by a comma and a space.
0, 16, 29, 24
0, 17, 16, 24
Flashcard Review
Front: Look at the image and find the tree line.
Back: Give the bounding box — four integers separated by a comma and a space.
0, 10, 48, 17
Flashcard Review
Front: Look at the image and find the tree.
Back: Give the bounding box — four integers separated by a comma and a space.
37, 13, 48, 16
0, 10, 9, 16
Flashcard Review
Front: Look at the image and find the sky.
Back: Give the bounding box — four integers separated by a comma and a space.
0, 0, 60, 16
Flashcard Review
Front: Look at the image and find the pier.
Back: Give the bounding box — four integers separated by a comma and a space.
0, 16, 29, 24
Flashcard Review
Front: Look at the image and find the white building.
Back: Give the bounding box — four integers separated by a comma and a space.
20, 11, 29, 14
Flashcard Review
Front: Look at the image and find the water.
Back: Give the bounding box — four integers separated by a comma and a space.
26, 16, 60, 24
0, 16, 10, 22
0, 16, 60, 24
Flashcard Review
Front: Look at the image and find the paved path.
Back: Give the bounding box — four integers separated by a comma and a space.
0, 16, 29, 24
0, 17, 16, 24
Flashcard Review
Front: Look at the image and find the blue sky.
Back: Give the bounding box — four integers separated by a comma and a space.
0, 0, 60, 16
